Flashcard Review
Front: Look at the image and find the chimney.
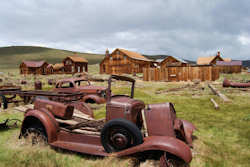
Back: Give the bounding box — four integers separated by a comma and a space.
105, 49, 109, 57
217, 51, 220, 57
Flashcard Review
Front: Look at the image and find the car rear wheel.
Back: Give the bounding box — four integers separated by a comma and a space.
101, 118, 143, 153
160, 152, 188, 167
23, 125, 48, 146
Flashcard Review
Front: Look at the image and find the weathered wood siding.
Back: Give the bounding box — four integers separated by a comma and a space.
217, 65, 242, 73
143, 66, 220, 81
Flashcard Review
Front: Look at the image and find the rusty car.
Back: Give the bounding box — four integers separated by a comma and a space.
19, 75, 196, 167
53, 77, 107, 104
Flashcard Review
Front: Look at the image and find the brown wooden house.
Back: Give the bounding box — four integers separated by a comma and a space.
100, 48, 153, 74
63, 56, 88, 74
159, 56, 189, 68
197, 51, 224, 65
20, 61, 48, 75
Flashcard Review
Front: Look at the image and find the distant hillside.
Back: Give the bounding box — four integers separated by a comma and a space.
0, 46, 104, 69
242, 60, 250, 67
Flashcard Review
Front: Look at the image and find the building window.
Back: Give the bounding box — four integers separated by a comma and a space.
117, 50, 120, 55
78, 66, 80, 73
72, 66, 74, 72
110, 56, 112, 60
66, 60, 72, 65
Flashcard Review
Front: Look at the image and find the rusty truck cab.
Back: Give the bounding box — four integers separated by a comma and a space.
105, 75, 144, 127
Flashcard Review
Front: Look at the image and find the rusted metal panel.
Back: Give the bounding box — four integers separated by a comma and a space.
34, 99, 74, 120
144, 103, 176, 137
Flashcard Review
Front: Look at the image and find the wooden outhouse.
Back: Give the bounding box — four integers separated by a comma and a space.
20, 61, 48, 75
63, 56, 88, 74
100, 48, 152, 74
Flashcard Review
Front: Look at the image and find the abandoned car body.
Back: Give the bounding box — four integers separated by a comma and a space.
20, 75, 196, 166
53, 78, 107, 104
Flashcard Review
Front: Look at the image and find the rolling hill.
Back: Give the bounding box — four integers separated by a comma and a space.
0, 46, 105, 69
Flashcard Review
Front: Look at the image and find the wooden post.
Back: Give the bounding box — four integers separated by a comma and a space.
208, 84, 231, 102
210, 98, 219, 110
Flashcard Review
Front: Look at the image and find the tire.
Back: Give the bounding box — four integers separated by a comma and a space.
23, 124, 48, 146
101, 118, 143, 153
160, 152, 189, 167
0, 95, 8, 110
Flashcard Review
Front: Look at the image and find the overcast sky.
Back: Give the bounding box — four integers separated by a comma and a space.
1, 0, 250, 60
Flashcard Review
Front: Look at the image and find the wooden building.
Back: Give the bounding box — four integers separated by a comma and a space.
197, 51, 224, 65
100, 48, 153, 74
63, 56, 88, 74
216, 61, 242, 73
20, 61, 48, 75
160, 56, 188, 68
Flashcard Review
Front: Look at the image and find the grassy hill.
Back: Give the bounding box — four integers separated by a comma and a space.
0, 46, 105, 69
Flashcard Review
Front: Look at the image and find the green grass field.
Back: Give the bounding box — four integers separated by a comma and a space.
0, 65, 250, 167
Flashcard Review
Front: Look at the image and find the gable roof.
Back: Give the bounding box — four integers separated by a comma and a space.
216, 61, 242, 66
117, 48, 151, 62
197, 55, 223, 65
160, 56, 188, 64
66, 56, 88, 63
21, 61, 47, 68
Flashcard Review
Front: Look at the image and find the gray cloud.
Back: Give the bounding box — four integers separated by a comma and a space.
0, 0, 250, 60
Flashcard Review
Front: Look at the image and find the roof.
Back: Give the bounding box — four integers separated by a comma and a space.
53, 63, 64, 70
117, 48, 151, 62
66, 56, 88, 63
216, 61, 242, 66
197, 56, 220, 65
223, 58, 232, 62
160, 56, 188, 64
47, 64, 53, 68
21, 61, 47, 68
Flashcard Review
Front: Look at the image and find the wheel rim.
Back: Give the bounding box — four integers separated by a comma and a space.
107, 126, 133, 151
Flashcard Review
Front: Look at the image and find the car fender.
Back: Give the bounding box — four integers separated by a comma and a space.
21, 108, 59, 143
82, 94, 105, 104
181, 119, 197, 147
115, 136, 192, 163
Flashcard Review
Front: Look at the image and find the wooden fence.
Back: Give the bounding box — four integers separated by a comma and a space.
143, 66, 220, 82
